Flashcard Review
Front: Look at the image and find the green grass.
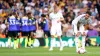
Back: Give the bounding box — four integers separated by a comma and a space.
0, 46, 100, 56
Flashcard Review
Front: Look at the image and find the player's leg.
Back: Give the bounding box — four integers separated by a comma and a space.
19, 32, 23, 45
22, 32, 28, 48
56, 28, 63, 51
49, 27, 56, 51
73, 25, 80, 52
29, 31, 35, 47
75, 33, 80, 52
80, 25, 87, 52
44, 31, 50, 48
13, 31, 18, 49
8, 37, 11, 48
16, 31, 21, 48
27, 31, 31, 47
7, 31, 12, 48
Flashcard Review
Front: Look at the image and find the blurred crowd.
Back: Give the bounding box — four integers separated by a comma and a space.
0, 0, 100, 38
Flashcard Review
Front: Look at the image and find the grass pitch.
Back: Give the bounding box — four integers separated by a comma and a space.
0, 46, 100, 56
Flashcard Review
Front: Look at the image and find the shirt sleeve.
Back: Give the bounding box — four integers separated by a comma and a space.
88, 18, 92, 24
59, 13, 64, 18
49, 13, 52, 20
73, 24, 78, 34
72, 14, 86, 25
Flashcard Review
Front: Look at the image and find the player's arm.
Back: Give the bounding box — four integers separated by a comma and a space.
48, 17, 52, 30
36, 20, 39, 30
18, 18, 22, 30
49, 13, 52, 29
84, 18, 92, 30
58, 13, 65, 22
5, 17, 9, 29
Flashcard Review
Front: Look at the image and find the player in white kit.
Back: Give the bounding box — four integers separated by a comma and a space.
49, 5, 64, 51
72, 12, 91, 53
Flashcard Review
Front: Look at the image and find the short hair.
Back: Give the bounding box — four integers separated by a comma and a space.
86, 11, 91, 15
41, 14, 46, 17
12, 12, 16, 15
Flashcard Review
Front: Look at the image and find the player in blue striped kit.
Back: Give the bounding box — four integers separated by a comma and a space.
20, 14, 29, 48
39, 14, 50, 48
7, 13, 18, 49
28, 12, 38, 47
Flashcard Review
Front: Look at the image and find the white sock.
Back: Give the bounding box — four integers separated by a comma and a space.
75, 36, 79, 51
59, 38, 63, 47
82, 36, 86, 50
8, 38, 11, 46
50, 38, 55, 49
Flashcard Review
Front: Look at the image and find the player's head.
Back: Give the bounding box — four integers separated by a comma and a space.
24, 13, 27, 16
85, 12, 91, 19
53, 5, 59, 13
27, 12, 32, 18
41, 14, 46, 19
89, 25, 93, 30
9, 12, 16, 16
38, 26, 42, 30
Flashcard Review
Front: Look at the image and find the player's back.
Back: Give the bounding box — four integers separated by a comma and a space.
21, 16, 29, 32
72, 14, 86, 25
16, 17, 21, 31
8, 15, 17, 31
29, 18, 36, 31
43, 19, 49, 31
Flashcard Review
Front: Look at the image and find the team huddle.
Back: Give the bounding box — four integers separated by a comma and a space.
6, 5, 91, 54
6, 12, 50, 49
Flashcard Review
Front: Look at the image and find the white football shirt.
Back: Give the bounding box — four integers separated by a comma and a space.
49, 12, 63, 27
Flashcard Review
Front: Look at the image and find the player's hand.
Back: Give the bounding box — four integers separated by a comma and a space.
76, 32, 80, 37
84, 24, 89, 30
82, 32, 86, 36
57, 20, 60, 23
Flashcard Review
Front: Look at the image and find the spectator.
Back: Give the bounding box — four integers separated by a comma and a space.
27, 0, 35, 7
87, 25, 98, 37
96, 13, 100, 21
39, 0, 45, 8
36, 26, 44, 38
91, 16, 98, 27
25, 5, 32, 13
90, 4, 98, 16
62, 21, 69, 36
95, 21, 100, 36
67, 10, 75, 20
78, 0, 84, 8
44, 0, 49, 8
16, 0, 23, 9
73, 5, 80, 17
34, 7, 40, 16
95, 0, 100, 16
0, 18, 6, 38
0, 10, 7, 18
65, 16, 72, 24
66, 24, 74, 37
90, 8, 97, 16
82, 0, 88, 7
8, 0, 14, 8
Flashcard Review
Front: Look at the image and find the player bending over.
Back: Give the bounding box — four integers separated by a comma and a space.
72, 12, 91, 53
